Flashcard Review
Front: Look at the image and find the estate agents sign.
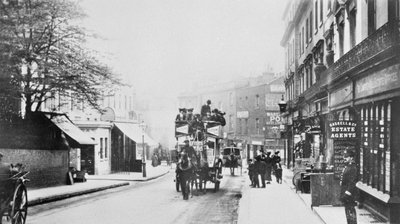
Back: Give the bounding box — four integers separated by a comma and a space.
328, 121, 357, 139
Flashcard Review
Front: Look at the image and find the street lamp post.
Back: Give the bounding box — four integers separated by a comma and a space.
139, 121, 147, 177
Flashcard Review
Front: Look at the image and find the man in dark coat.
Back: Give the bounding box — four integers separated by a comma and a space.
186, 108, 194, 121
340, 149, 358, 224
264, 151, 273, 184
180, 140, 197, 162
200, 100, 211, 119
247, 159, 255, 186
255, 154, 267, 188
272, 151, 282, 184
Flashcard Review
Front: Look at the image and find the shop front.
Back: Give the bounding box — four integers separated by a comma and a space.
353, 62, 400, 223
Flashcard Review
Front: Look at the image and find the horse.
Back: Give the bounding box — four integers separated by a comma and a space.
177, 152, 195, 200
193, 149, 209, 194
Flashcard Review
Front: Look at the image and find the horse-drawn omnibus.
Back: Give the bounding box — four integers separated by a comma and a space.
174, 118, 224, 200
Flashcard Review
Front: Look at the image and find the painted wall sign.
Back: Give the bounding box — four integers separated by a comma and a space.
266, 112, 281, 125
328, 121, 357, 139
355, 64, 400, 99
237, 111, 249, 118
265, 94, 282, 110
269, 84, 285, 93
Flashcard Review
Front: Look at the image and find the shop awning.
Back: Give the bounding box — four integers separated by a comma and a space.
114, 122, 158, 147
46, 114, 96, 145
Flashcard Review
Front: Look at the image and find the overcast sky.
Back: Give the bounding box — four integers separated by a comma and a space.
80, 0, 287, 99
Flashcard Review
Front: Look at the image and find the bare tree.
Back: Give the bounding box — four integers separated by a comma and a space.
0, 0, 121, 119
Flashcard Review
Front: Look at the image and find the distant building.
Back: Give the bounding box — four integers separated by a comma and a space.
177, 72, 285, 160
235, 73, 285, 159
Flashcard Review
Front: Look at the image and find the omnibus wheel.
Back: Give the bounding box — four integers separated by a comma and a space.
10, 184, 27, 224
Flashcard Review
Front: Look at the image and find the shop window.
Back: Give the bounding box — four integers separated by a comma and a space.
360, 101, 391, 194
256, 118, 260, 135
255, 95, 260, 108
238, 118, 242, 134
245, 119, 248, 135
100, 137, 104, 159
105, 137, 108, 158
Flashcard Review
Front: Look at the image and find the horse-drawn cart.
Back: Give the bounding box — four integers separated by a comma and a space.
0, 165, 29, 224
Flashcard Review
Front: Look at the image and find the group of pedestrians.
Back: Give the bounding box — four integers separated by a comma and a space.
247, 150, 282, 188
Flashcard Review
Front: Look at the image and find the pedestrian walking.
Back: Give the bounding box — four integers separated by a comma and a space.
273, 151, 283, 184
255, 154, 266, 188
252, 156, 260, 188
264, 151, 273, 184
340, 149, 358, 224
247, 159, 255, 186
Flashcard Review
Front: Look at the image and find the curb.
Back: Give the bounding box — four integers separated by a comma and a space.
28, 182, 130, 206
87, 170, 170, 182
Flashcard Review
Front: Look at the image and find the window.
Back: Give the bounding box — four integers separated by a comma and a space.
309, 12, 313, 38
349, 8, 357, 48
245, 119, 248, 134
328, 0, 332, 12
100, 138, 104, 159
315, 1, 318, 28
256, 118, 260, 135
238, 118, 242, 134
368, 0, 376, 34
125, 95, 127, 110
255, 95, 260, 108
338, 22, 344, 57
119, 94, 122, 109
229, 114, 233, 130
302, 27, 305, 53
292, 39, 295, 62
306, 19, 309, 45
360, 101, 391, 194
105, 137, 108, 158
319, 0, 323, 23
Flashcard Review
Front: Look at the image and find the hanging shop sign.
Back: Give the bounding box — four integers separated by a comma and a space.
328, 121, 357, 139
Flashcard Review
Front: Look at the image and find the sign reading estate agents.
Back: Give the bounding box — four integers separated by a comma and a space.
328, 121, 357, 139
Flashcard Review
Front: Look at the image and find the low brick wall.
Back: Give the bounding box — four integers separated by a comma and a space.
0, 148, 69, 188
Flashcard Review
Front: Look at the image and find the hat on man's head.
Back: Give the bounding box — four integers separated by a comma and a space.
184, 140, 189, 143
275, 151, 280, 154
179, 108, 184, 112
207, 100, 211, 105
187, 108, 194, 113
212, 109, 219, 113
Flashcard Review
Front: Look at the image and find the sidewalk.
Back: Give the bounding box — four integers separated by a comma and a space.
237, 166, 387, 224
86, 162, 171, 181
280, 166, 387, 224
28, 162, 171, 206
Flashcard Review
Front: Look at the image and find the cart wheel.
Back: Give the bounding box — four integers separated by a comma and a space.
10, 184, 27, 224
292, 171, 302, 192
